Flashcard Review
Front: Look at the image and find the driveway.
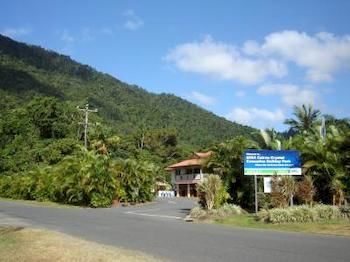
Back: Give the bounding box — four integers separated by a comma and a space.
1, 198, 350, 262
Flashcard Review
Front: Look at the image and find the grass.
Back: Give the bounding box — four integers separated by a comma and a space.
0, 197, 79, 208
215, 214, 350, 237
0, 227, 161, 262
0, 197, 156, 208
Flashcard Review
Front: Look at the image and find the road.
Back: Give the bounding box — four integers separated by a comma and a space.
1, 198, 350, 262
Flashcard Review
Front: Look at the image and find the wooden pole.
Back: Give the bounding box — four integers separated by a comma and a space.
77, 103, 98, 148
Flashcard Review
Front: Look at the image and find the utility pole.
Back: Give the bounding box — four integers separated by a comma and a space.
77, 103, 98, 148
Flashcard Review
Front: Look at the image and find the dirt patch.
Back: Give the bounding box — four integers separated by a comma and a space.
0, 227, 161, 261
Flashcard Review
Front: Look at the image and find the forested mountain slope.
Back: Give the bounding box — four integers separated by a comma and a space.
0, 34, 256, 147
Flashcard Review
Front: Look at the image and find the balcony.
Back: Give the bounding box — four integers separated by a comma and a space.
175, 174, 201, 182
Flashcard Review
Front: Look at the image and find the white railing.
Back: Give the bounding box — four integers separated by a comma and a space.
175, 174, 201, 181
158, 191, 175, 198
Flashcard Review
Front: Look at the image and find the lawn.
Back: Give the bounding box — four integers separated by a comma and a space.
215, 214, 350, 237
0, 227, 161, 262
0, 197, 78, 208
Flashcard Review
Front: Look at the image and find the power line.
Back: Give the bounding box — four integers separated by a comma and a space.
77, 103, 98, 148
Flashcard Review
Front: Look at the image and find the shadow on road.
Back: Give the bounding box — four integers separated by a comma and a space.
179, 208, 192, 215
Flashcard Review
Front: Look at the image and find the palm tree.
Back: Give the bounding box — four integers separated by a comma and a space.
323, 114, 350, 132
260, 128, 282, 150
284, 104, 320, 134
301, 125, 346, 204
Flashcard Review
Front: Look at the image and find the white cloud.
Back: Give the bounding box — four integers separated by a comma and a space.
1, 27, 31, 38
123, 10, 144, 30
244, 31, 350, 82
61, 30, 75, 43
165, 31, 350, 84
59, 30, 76, 55
257, 84, 319, 106
190, 91, 216, 106
226, 107, 285, 128
164, 36, 287, 84
242, 40, 260, 55
101, 28, 113, 35
235, 90, 246, 98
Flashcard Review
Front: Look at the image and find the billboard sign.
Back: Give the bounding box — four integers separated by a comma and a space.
244, 150, 301, 176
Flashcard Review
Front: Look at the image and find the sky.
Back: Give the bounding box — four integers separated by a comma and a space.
1, 0, 350, 131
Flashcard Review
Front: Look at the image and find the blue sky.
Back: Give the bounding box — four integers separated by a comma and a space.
1, 0, 350, 131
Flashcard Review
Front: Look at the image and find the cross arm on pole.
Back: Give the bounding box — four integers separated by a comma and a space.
76, 103, 98, 148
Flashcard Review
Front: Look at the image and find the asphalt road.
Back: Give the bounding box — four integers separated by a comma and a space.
1, 198, 350, 262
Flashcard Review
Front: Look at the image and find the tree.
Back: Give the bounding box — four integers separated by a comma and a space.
26, 97, 78, 139
284, 104, 320, 134
301, 125, 347, 204
324, 114, 350, 133
205, 136, 258, 209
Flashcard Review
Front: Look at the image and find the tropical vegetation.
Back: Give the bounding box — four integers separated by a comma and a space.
0, 34, 256, 149
0, 34, 349, 212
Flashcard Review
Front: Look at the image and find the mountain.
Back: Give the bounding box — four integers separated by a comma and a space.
0, 34, 256, 148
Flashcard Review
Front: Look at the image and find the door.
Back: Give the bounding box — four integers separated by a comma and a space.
178, 184, 188, 197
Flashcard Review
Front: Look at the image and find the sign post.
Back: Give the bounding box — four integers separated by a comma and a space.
254, 175, 258, 214
243, 150, 301, 213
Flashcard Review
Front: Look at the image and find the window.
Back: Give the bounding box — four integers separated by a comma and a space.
186, 168, 193, 174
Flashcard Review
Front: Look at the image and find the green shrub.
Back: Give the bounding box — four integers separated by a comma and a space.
110, 158, 156, 203
258, 192, 273, 210
30, 167, 55, 201
0, 147, 158, 207
291, 205, 316, 223
340, 206, 350, 219
214, 186, 230, 210
197, 174, 228, 210
313, 204, 341, 220
0, 176, 12, 198
90, 193, 112, 208
190, 204, 245, 220
53, 148, 116, 207
0, 148, 117, 207
189, 206, 209, 220
259, 204, 345, 224
217, 203, 245, 216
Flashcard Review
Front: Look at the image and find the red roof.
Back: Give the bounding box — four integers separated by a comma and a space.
193, 151, 212, 158
166, 151, 212, 170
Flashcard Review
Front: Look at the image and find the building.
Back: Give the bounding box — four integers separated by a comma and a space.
166, 152, 212, 197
